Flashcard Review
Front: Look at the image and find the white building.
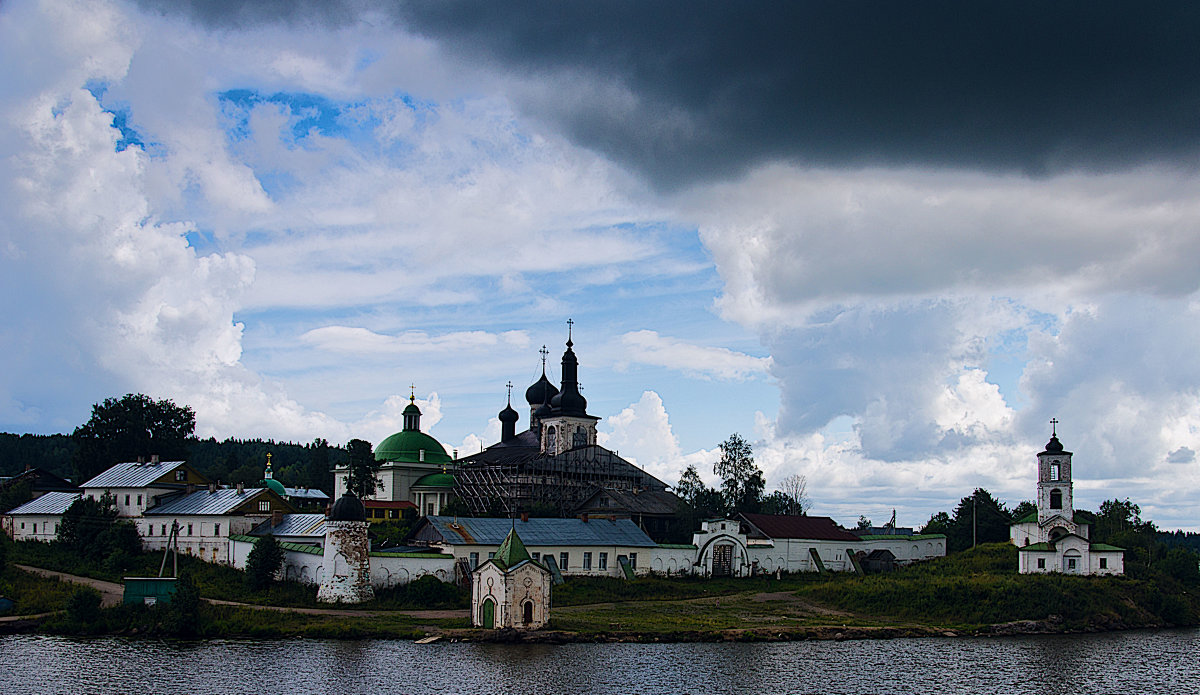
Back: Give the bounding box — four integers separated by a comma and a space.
409, 515, 674, 578
1010, 427, 1124, 575
140, 485, 296, 564
4, 491, 80, 541
79, 458, 208, 518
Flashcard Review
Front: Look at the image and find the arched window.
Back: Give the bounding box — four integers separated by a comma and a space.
573, 425, 587, 448
522, 600, 534, 626
545, 426, 557, 455
1050, 488, 1062, 509
1050, 462, 1060, 481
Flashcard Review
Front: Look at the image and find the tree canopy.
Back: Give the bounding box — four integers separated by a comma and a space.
244, 534, 285, 591
71, 393, 195, 484
715, 433, 764, 515
344, 438, 379, 499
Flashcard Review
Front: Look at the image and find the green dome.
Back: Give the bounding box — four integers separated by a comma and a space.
263, 478, 287, 497
412, 472, 456, 488
374, 429, 452, 464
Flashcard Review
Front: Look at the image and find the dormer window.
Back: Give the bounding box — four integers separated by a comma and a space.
1050, 462, 1060, 481
175, 470, 186, 482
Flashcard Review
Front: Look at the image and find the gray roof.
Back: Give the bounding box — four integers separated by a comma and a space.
144, 487, 266, 516
284, 487, 330, 501
7, 491, 81, 515
419, 516, 657, 548
250, 513, 327, 537
81, 460, 188, 489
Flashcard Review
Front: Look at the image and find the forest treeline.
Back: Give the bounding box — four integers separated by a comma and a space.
0, 432, 344, 494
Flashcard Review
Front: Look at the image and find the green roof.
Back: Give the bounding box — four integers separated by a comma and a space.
857, 533, 947, 541
375, 429, 452, 464
1019, 542, 1053, 552
492, 527, 532, 570
656, 543, 698, 549
263, 478, 287, 497
1090, 543, 1125, 552
412, 472, 456, 488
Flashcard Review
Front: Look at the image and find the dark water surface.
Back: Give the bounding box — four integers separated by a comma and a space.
2, 629, 1196, 694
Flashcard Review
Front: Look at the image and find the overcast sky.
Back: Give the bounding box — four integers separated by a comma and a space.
3, 0, 1200, 530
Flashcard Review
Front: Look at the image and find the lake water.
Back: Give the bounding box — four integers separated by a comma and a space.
1, 629, 1196, 694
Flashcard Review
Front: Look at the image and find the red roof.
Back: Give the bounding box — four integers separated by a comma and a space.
740, 513, 862, 542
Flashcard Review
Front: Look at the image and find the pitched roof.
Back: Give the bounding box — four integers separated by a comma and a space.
0, 468, 78, 494
1011, 509, 1097, 526
284, 487, 330, 501
576, 487, 683, 516
493, 528, 532, 570
740, 513, 863, 542
81, 460, 190, 489
416, 516, 657, 547
249, 513, 326, 537
6, 491, 81, 515
144, 487, 274, 516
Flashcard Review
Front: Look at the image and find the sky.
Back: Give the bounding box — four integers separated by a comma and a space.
3, 0, 1200, 530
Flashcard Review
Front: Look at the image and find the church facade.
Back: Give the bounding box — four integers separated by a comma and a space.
1010, 426, 1124, 575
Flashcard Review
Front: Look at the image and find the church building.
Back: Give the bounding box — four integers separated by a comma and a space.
453, 324, 679, 524
1009, 424, 1124, 575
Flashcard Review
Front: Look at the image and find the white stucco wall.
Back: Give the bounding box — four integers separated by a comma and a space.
6, 514, 61, 542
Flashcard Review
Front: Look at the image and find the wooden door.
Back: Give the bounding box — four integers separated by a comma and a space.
713, 543, 733, 577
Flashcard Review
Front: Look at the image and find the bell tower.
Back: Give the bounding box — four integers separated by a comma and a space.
1037, 419, 1075, 529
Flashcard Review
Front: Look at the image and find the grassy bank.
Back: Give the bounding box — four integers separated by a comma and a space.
7, 539, 1198, 641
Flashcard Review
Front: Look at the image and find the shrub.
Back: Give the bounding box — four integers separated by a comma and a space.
65, 587, 101, 625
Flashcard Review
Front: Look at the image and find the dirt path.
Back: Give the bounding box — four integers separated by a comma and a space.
13, 564, 468, 618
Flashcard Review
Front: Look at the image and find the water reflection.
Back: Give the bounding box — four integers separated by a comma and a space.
1, 629, 1197, 695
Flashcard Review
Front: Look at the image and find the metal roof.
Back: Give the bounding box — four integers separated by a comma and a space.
284, 487, 330, 501
250, 513, 326, 537
6, 491, 81, 515
81, 460, 188, 489
144, 487, 266, 516
419, 515, 657, 547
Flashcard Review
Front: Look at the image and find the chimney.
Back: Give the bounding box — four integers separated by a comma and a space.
186, 484, 196, 495
236, 482, 244, 495
137, 456, 145, 464
208, 483, 216, 494
581, 513, 588, 523
520, 511, 529, 523
272, 510, 283, 527
150, 454, 160, 463
609, 515, 616, 523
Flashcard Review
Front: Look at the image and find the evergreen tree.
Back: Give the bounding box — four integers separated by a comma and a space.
244, 534, 284, 591
71, 393, 195, 484
344, 439, 379, 499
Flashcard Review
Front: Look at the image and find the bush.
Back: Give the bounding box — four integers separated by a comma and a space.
244, 535, 284, 591
165, 574, 201, 637
65, 587, 101, 625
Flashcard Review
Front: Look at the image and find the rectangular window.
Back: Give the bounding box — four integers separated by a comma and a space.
1037, 558, 1046, 569
469, 552, 479, 569
583, 552, 592, 570
488, 552, 495, 560
1100, 558, 1108, 569
175, 470, 186, 481
187, 523, 193, 536
125, 494, 131, 506
259, 500, 270, 512
214, 523, 220, 537
20, 522, 24, 530
531, 552, 540, 561
599, 552, 608, 571
148, 525, 154, 536
629, 552, 638, 569
559, 552, 569, 570
426, 502, 434, 516
137, 495, 142, 506
1068, 558, 1077, 570
161, 524, 167, 536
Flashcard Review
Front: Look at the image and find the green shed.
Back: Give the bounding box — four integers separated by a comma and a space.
123, 577, 179, 606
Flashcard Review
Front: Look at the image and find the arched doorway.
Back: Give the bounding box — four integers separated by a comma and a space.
481, 598, 495, 629
522, 600, 534, 626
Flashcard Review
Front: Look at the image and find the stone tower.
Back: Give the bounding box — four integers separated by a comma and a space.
317, 491, 374, 603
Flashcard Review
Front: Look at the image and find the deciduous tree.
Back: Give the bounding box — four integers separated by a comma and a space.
714, 433, 764, 514
344, 439, 379, 500
71, 393, 195, 484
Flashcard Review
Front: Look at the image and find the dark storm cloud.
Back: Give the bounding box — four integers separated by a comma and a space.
142, 1, 1200, 189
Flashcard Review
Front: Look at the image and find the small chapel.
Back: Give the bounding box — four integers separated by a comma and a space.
471, 527, 552, 629
1009, 423, 1124, 575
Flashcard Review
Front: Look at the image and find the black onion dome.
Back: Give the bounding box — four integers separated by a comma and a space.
550, 385, 588, 416
1045, 435, 1064, 453
499, 402, 519, 423
534, 400, 553, 418
525, 373, 559, 407
329, 491, 366, 522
